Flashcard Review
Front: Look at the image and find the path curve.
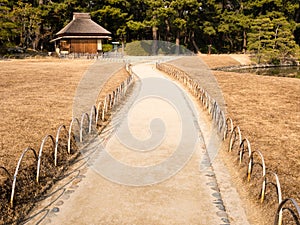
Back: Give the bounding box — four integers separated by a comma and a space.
26, 60, 249, 225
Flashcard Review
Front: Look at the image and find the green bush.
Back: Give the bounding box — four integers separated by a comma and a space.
125, 41, 152, 56
102, 44, 113, 52
125, 40, 194, 56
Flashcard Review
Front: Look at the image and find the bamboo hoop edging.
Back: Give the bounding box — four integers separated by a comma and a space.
261, 171, 282, 204
239, 138, 252, 165
96, 101, 103, 125
228, 126, 242, 152
89, 105, 97, 133
5, 64, 135, 211
10, 147, 38, 207
224, 118, 233, 140
248, 150, 266, 182
274, 198, 300, 225
68, 117, 80, 154
0, 166, 12, 182
36, 134, 55, 183
156, 62, 299, 225
54, 125, 68, 167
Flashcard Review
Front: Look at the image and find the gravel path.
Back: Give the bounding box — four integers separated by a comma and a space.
25, 59, 250, 225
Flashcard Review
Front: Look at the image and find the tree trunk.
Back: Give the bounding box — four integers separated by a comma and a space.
20, 23, 24, 46
184, 30, 188, 46
165, 19, 170, 42
32, 0, 43, 50
32, 38, 39, 50
295, 5, 300, 22
243, 30, 247, 53
258, 29, 261, 64
191, 31, 200, 54
175, 31, 180, 55
33, 22, 41, 50
152, 22, 158, 55
273, 25, 279, 49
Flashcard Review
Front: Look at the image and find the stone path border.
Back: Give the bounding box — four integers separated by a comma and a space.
166, 56, 226, 112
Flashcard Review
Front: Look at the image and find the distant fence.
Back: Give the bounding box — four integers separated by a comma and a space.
0, 65, 134, 223
156, 63, 299, 225
60, 52, 124, 61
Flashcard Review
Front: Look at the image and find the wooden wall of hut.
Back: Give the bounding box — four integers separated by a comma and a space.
70, 39, 97, 54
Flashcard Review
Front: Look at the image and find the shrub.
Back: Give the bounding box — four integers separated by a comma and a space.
102, 44, 113, 52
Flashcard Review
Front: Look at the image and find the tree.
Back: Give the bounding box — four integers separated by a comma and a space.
12, 1, 42, 49
0, 0, 17, 49
167, 0, 201, 54
248, 12, 299, 64
196, 0, 221, 53
0, 0, 299, 57
91, 0, 131, 45
217, 1, 251, 53
140, 0, 163, 55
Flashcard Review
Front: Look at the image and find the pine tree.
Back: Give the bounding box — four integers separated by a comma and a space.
91, 0, 130, 42
12, 1, 42, 49
0, 0, 17, 50
0, 0, 298, 56
248, 12, 299, 64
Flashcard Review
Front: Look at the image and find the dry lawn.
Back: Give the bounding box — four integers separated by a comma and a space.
0, 55, 298, 224
0, 58, 129, 224
0, 59, 129, 172
0, 59, 92, 170
200, 54, 300, 223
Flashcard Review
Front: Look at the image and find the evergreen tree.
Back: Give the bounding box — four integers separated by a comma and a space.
167, 0, 201, 53
91, 0, 130, 42
0, 0, 298, 59
197, 0, 220, 53
12, 1, 42, 49
248, 12, 299, 64
0, 0, 17, 50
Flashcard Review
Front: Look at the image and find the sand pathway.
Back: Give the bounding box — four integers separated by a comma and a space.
26, 61, 249, 225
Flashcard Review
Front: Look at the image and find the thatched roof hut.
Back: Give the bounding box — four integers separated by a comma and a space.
51, 13, 111, 54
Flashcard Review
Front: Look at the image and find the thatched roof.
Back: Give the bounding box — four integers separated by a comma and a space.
53, 13, 111, 40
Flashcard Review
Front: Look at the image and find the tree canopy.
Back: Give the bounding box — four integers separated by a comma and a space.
0, 0, 299, 62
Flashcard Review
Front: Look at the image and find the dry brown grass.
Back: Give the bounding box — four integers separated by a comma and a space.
0, 59, 93, 170
97, 67, 130, 101
0, 55, 298, 224
0, 59, 129, 171
0, 58, 129, 224
200, 54, 300, 223
199, 54, 242, 68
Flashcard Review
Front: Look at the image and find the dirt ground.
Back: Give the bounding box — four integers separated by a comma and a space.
199, 54, 300, 223
0, 59, 91, 169
0, 55, 298, 224
0, 59, 128, 170
0, 58, 129, 224
43, 63, 231, 225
